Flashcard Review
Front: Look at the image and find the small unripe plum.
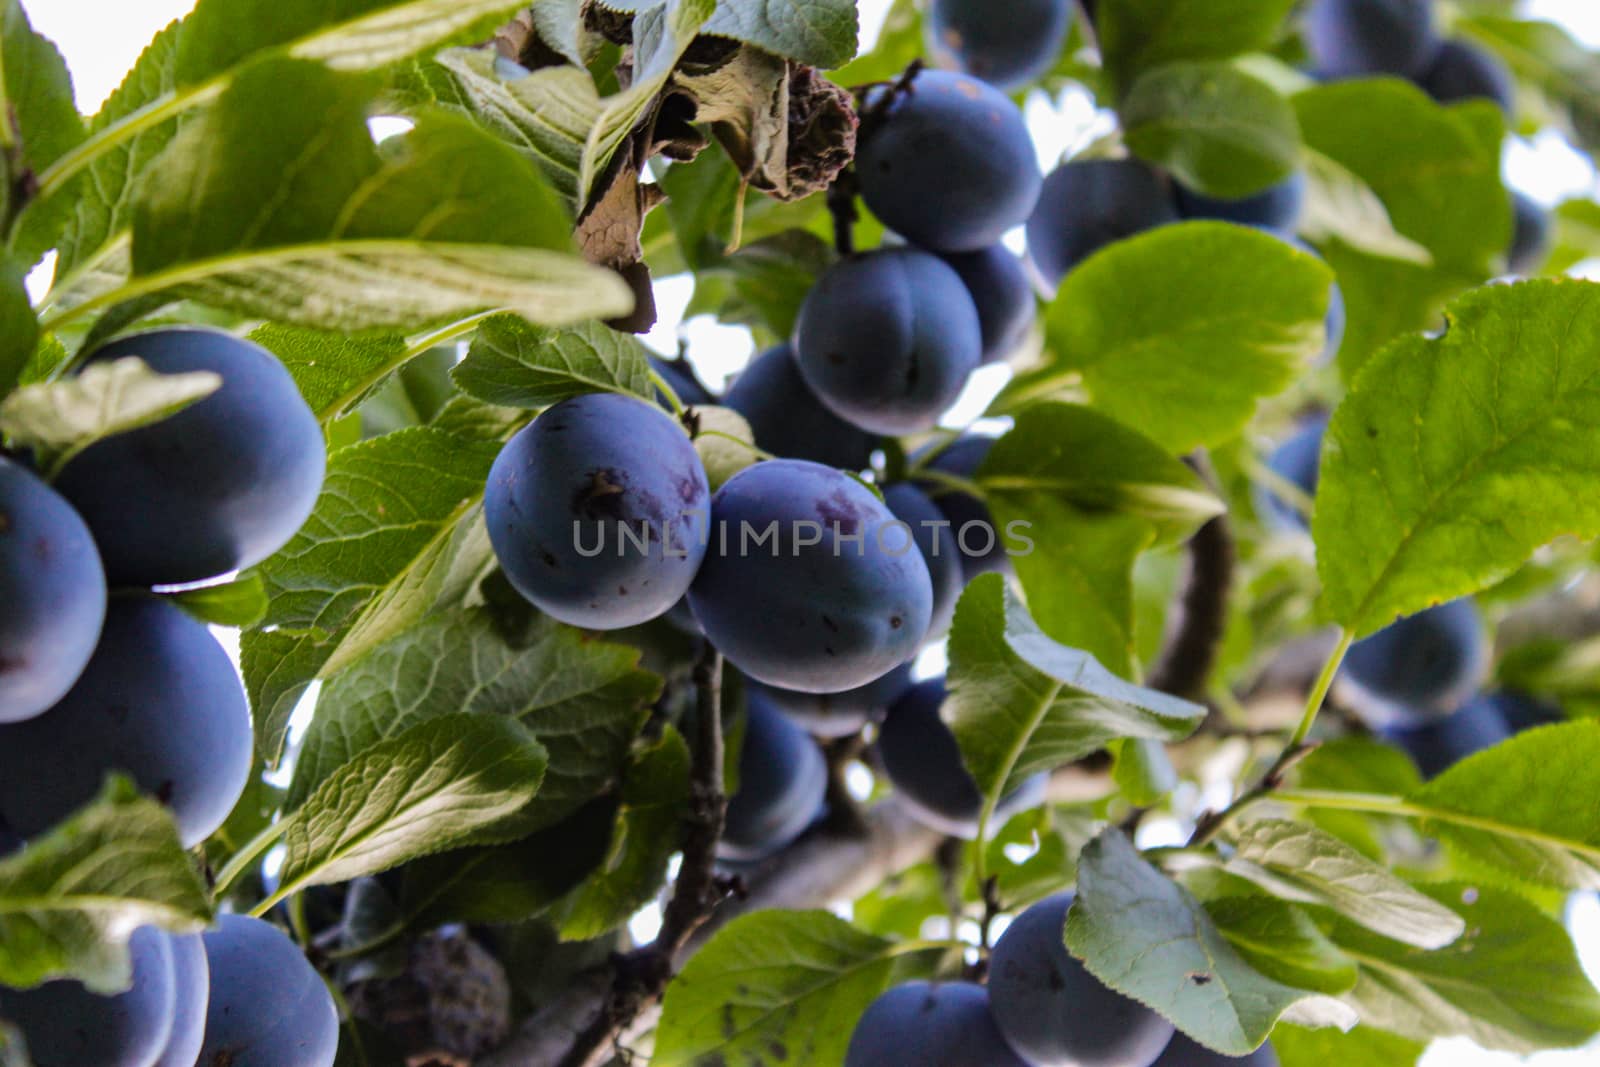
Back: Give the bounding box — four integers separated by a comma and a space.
941, 246, 1037, 365
926, 0, 1075, 91
1151, 1031, 1279, 1066
913, 434, 1008, 581
1255, 413, 1328, 532
199, 914, 339, 1067
877, 678, 1045, 838
723, 345, 878, 470
54, 327, 325, 586
152, 933, 209, 1067
1416, 39, 1514, 114
856, 70, 1043, 253
485, 391, 711, 630
1384, 693, 1510, 779
0, 596, 253, 847
793, 249, 982, 436
1304, 0, 1439, 79
753, 661, 915, 739
1509, 192, 1551, 275
989, 891, 1175, 1067
0, 456, 105, 724
883, 483, 963, 639
1338, 598, 1487, 729
1026, 159, 1179, 288
0, 926, 176, 1067
718, 692, 828, 862
689, 460, 933, 692
1175, 173, 1306, 231
846, 982, 1029, 1067
651, 356, 714, 408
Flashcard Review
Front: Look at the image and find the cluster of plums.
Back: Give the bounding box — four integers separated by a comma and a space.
0, 327, 339, 1066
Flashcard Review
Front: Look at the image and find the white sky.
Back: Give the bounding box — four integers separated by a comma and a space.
22, 3, 1600, 1063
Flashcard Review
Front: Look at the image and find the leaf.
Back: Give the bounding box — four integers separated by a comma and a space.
653, 910, 939, 1067
1096, 0, 1298, 95
1205, 897, 1358, 995
1300, 149, 1431, 266
1221, 819, 1465, 948
702, 0, 859, 68
0, 262, 38, 396
452, 315, 657, 408
0, 0, 84, 175
0, 779, 211, 994
248, 323, 410, 423
1458, 16, 1600, 147
1315, 280, 1600, 637
944, 575, 1205, 827
1328, 883, 1600, 1053
1065, 828, 1351, 1057
1122, 61, 1301, 199
0, 356, 221, 478
167, 574, 270, 628
999, 223, 1333, 454
275, 714, 548, 895
1272, 1025, 1425, 1067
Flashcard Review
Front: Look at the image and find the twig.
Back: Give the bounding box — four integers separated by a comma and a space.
827, 168, 859, 257
1150, 461, 1235, 701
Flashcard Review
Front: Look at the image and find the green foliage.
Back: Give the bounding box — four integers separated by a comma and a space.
453, 315, 656, 408
1096, 0, 1298, 96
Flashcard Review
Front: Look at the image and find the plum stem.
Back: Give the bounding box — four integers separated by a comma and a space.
1149, 506, 1235, 701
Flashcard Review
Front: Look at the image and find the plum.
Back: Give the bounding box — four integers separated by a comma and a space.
1175, 172, 1306, 230
941, 245, 1038, 364
718, 692, 829, 862
651, 356, 714, 408
1151, 1031, 1279, 1066
1384, 693, 1510, 779
856, 70, 1042, 252
913, 434, 1008, 581
0, 926, 176, 1067
689, 460, 933, 692
926, 0, 1075, 90
1304, 0, 1439, 79
1026, 158, 1179, 288
877, 678, 1045, 838
723, 345, 879, 470
1491, 689, 1564, 734
152, 933, 209, 1067
753, 661, 915, 739
1255, 413, 1328, 532
1508, 192, 1552, 275
53, 327, 325, 586
1416, 38, 1514, 114
485, 391, 711, 630
989, 891, 1176, 1067
199, 914, 339, 1067
883, 483, 964, 639
1338, 598, 1488, 729
845, 982, 1029, 1067
0, 596, 253, 847
793, 249, 982, 436
0, 456, 105, 724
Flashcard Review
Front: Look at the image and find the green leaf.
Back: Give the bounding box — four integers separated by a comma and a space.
0, 356, 221, 479
288, 609, 658, 831
702, 0, 859, 68
1205, 897, 1358, 995
1328, 883, 1600, 1053
1066, 829, 1351, 1057
1300, 149, 1431, 266
453, 315, 656, 408
1221, 819, 1465, 948
1122, 61, 1300, 199
653, 910, 940, 1067
1315, 280, 1600, 637
247, 323, 410, 423
0, 0, 84, 175
1410, 720, 1600, 889
1096, 0, 1297, 95
1273, 1025, 1425, 1067
0, 261, 38, 396
0, 779, 211, 994
552, 726, 689, 940
275, 714, 548, 896
999, 223, 1333, 454
1458, 16, 1600, 148
167, 574, 270, 628
944, 575, 1205, 826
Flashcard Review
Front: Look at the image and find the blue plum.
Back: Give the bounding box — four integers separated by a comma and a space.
0, 596, 252, 847
718, 692, 829, 862
53, 327, 325, 586
1339, 598, 1488, 729
856, 70, 1042, 252
753, 661, 915, 739
1416, 38, 1514, 114
651, 356, 714, 408
152, 933, 209, 1067
883, 483, 963, 639
913, 434, 1008, 581
1304, 0, 1439, 79
989, 891, 1175, 1067
1509, 192, 1552, 275
0, 926, 176, 1067
689, 460, 933, 692
1026, 158, 1179, 288
485, 391, 710, 630
941, 245, 1037, 364
926, 0, 1075, 90
1175, 172, 1306, 230
723, 345, 878, 470
1384, 693, 1510, 779
793, 249, 982, 435
0, 456, 105, 724
1151, 1032, 1279, 1066
1255, 413, 1328, 532
845, 982, 1029, 1067
199, 914, 339, 1067
877, 678, 1045, 838
1491, 689, 1564, 734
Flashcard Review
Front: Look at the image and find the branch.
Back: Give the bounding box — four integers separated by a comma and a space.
1149, 511, 1235, 700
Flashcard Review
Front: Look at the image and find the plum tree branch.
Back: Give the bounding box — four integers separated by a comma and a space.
1149, 510, 1236, 701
